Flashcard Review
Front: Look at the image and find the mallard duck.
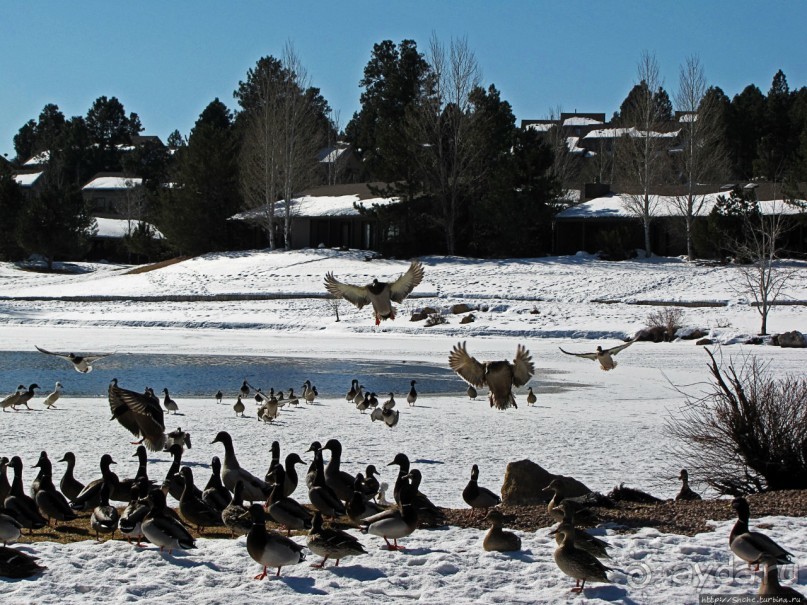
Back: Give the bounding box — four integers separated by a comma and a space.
166, 427, 191, 452
356, 392, 370, 414
258, 399, 278, 423
142, 488, 196, 554
382, 408, 399, 427
178, 467, 223, 532
449, 342, 534, 410
363, 465, 380, 501
30, 451, 50, 499
211, 431, 271, 503
43, 382, 63, 409
0, 546, 46, 578
558, 338, 637, 371
164, 443, 201, 502
90, 481, 119, 541
285, 388, 299, 407
233, 396, 245, 417
4, 457, 47, 531
57, 452, 84, 501
0, 386, 25, 412
246, 504, 306, 579
303, 381, 317, 404
553, 522, 613, 593
351, 385, 365, 406
543, 477, 588, 523
322, 439, 356, 503
266, 467, 312, 535
305, 441, 322, 491
675, 469, 701, 501
347, 476, 385, 524
386, 454, 446, 527
69, 453, 120, 510
308, 448, 346, 518
526, 386, 537, 406
324, 260, 425, 325
263, 441, 281, 484
35, 345, 113, 373
202, 456, 231, 512
33, 466, 77, 526
360, 472, 418, 550
119, 480, 150, 546
308, 511, 366, 568
0, 512, 22, 546
730, 497, 793, 569
239, 380, 251, 399
345, 379, 358, 402
215, 390, 223, 404
14, 384, 39, 410
368, 393, 379, 408
466, 385, 477, 400
462, 464, 501, 515
117, 445, 152, 502
221, 480, 252, 538
0, 458, 9, 504
758, 553, 807, 602
281, 453, 305, 498
108, 378, 166, 452
383, 393, 396, 410
550, 504, 611, 560
407, 381, 417, 407
162, 388, 179, 415
483, 509, 521, 552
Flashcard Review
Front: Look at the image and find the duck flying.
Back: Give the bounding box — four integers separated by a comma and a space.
558, 338, 637, 371
35, 346, 114, 373
108, 379, 166, 452
448, 342, 534, 410
324, 260, 425, 325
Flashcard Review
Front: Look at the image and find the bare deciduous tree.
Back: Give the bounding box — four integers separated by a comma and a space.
407, 34, 485, 254
546, 106, 578, 202
671, 56, 728, 260
732, 198, 798, 335
615, 52, 670, 257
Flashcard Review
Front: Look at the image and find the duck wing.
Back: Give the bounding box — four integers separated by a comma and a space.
388, 261, 424, 303
324, 273, 371, 309
511, 344, 534, 387
109, 384, 165, 450
558, 347, 598, 361
604, 338, 637, 356
448, 341, 486, 388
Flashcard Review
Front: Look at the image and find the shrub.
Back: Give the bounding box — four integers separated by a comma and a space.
424, 313, 447, 327
646, 307, 685, 341
666, 348, 807, 495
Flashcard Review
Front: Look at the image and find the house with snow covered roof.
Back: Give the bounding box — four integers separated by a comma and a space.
229, 182, 398, 250
81, 172, 144, 216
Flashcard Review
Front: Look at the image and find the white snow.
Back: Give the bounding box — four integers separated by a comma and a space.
562, 116, 604, 126
82, 176, 143, 190
0, 249, 806, 603
14, 171, 42, 187
92, 217, 164, 240
23, 151, 50, 166
231, 194, 398, 221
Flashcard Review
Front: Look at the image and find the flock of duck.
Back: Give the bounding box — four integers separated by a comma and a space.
0, 260, 802, 600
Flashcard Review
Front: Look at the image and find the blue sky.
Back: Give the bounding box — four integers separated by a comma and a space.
2, 1, 806, 159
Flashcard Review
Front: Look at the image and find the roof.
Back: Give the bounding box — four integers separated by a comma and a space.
556, 192, 806, 220
82, 175, 143, 190
562, 116, 603, 126
23, 151, 50, 166
316, 146, 349, 164
14, 171, 43, 187
93, 217, 164, 239
583, 127, 680, 140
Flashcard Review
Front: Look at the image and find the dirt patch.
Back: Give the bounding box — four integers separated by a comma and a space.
125, 256, 190, 275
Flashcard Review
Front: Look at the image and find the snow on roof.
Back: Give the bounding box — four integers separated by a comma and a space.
583, 127, 680, 139
317, 147, 348, 164
525, 122, 555, 132
23, 151, 49, 166
678, 113, 698, 123
14, 171, 43, 187
562, 116, 603, 126
556, 193, 805, 219
231, 193, 399, 222
93, 217, 164, 239
82, 176, 143, 190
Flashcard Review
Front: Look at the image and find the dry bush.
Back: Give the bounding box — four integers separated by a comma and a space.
646, 307, 685, 341
424, 313, 447, 327
667, 348, 807, 495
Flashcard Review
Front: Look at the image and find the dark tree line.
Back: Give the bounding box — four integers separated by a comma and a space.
1, 41, 805, 265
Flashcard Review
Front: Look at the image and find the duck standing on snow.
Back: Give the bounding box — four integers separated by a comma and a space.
360, 472, 418, 551
558, 338, 637, 371
730, 497, 793, 569
308, 511, 366, 568
178, 466, 224, 532
35, 345, 114, 373
324, 260, 425, 325
14, 384, 39, 410
5, 457, 47, 532
462, 464, 501, 517
211, 431, 272, 503
483, 509, 521, 552
221, 480, 252, 538
202, 456, 232, 513
407, 381, 418, 407
119, 480, 150, 546
43, 382, 63, 409
90, 482, 119, 541
449, 342, 534, 410
0, 386, 25, 412
162, 388, 179, 415
166, 427, 192, 452
233, 396, 246, 417
246, 504, 306, 579
526, 386, 537, 406
550, 503, 611, 560
239, 380, 251, 399
553, 522, 614, 593
142, 489, 196, 554
215, 390, 223, 404
57, 452, 84, 501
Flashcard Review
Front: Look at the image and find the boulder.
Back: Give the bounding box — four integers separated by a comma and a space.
695, 338, 714, 346
777, 330, 807, 348
500, 459, 591, 505
633, 326, 667, 343
459, 314, 475, 324
451, 303, 474, 314
679, 328, 708, 340
410, 312, 427, 322
420, 306, 438, 315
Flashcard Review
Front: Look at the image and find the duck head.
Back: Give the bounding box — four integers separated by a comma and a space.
306, 441, 322, 454
248, 503, 266, 524
58, 452, 75, 464
322, 439, 342, 454
211, 431, 232, 446
731, 496, 750, 520
388, 452, 410, 469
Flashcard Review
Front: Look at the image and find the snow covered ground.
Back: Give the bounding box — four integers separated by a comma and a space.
0, 249, 805, 604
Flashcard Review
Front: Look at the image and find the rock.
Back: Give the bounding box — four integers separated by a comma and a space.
695, 338, 713, 346
410, 312, 427, 322
777, 330, 806, 348
451, 303, 474, 314
634, 326, 667, 343
500, 459, 591, 505
459, 314, 475, 324
420, 306, 438, 315
745, 336, 764, 345
679, 328, 708, 340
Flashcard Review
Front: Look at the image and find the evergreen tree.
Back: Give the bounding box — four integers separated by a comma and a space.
728, 84, 766, 179
755, 70, 794, 180
0, 163, 25, 260
156, 99, 240, 256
